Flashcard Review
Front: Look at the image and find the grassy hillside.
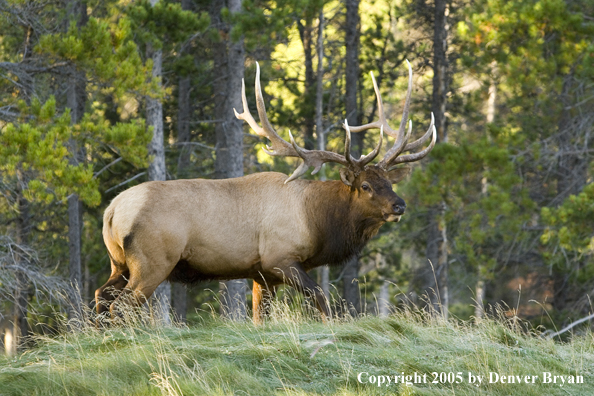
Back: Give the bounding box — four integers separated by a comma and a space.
1, 307, 593, 396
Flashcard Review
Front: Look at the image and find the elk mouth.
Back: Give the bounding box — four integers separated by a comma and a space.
384, 213, 402, 222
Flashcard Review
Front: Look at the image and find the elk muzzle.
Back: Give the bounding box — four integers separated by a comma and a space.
384, 197, 406, 222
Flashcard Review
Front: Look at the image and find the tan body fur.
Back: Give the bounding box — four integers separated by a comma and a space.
96, 170, 403, 321
104, 173, 317, 283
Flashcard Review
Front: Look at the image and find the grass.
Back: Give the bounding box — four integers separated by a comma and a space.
1, 301, 594, 395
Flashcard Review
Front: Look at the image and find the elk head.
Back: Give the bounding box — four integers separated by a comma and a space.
235, 61, 436, 222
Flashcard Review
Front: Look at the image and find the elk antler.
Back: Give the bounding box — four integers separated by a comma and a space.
347, 60, 436, 170
344, 120, 384, 169
235, 63, 382, 183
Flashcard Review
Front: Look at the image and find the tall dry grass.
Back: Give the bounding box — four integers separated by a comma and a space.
0, 286, 593, 395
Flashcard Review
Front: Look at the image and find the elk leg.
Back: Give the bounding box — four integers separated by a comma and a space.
252, 281, 277, 325
252, 281, 264, 325
108, 278, 159, 319
282, 265, 331, 321
95, 268, 129, 314
108, 254, 175, 319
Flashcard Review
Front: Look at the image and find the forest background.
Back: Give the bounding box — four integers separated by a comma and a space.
0, 0, 593, 354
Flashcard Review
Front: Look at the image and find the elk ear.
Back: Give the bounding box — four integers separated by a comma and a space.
387, 166, 411, 184
340, 168, 357, 186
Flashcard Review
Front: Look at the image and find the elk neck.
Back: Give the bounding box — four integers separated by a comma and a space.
303, 180, 385, 268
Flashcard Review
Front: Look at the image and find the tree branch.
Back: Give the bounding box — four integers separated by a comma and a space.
105, 172, 147, 193
546, 312, 594, 339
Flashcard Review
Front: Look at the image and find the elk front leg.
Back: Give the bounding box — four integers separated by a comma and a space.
282, 265, 331, 321
252, 281, 277, 325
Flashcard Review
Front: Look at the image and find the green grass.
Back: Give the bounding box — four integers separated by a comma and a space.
1, 307, 593, 395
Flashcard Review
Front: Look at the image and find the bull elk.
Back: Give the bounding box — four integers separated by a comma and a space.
96, 61, 435, 323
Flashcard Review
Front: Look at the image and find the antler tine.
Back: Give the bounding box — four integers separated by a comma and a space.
359, 125, 384, 166
377, 60, 414, 168
235, 62, 428, 183
234, 78, 265, 137
235, 62, 351, 183
404, 112, 434, 152
286, 128, 350, 183
344, 61, 416, 169
346, 72, 395, 135
253, 63, 296, 157
344, 119, 355, 168
343, 120, 384, 169
233, 64, 295, 157
286, 130, 312, 182
390, 123, 436, 166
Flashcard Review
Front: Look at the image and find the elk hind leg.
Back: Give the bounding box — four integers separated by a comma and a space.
108, 278, 160, 321
108, 254, 174, 320
95, 266, 129, 315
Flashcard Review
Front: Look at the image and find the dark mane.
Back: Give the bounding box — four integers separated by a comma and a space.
303, 181, 383, 270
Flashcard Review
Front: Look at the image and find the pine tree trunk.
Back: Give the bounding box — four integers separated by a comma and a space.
67, 194, 83, 320
83, 258, 90, 303
425, 0, 449, 320
345, 0, 361, 131
315, 10, 330, 301
426, 203, 448, 318
475, 62, 497, 321
146, 0, 171, 325
170, 0, 194, 325
315, 9, 325, 166
475, 176, 488, 320
555, 72, 588, 202
13, 271, 29, 351
432, 0, 448, 144
171, 283, 187, 323
436, 208, 448, 319
211, 0, 247, 321
343, 256, 361, 317
147, 49, 172, 321
13, 174, 30, 351
343, 0, 362, 317
175, 0, 193, 176
66, 71, 85, 322
172, 74, 190, 324
551, 71, 588, 312
65, 0, 87, 323
177, 75, 192, 177
297, 19, 315, 150
379, 281, 390, 317
8, 6, 39, 351
474, 276, 485, 319
147, 52, 166, 182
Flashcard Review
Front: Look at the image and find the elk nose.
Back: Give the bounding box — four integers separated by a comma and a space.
393, 202, 406, 215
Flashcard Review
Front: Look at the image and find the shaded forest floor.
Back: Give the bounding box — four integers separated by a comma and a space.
0, 307, 593, 396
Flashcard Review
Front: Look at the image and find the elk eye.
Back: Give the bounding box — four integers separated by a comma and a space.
361, 183, 371, 192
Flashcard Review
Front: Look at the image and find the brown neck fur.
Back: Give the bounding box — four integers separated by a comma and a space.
303, 180, 384, 269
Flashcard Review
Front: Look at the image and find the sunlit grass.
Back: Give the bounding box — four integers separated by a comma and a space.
1, 294, 593, 396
